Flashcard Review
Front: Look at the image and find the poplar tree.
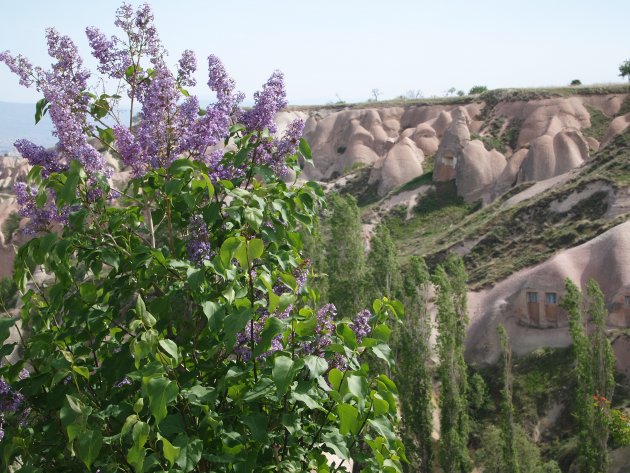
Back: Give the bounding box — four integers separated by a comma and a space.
497, 324, 520, 473
366, 223, 402, 300
396, 257, 433, 472
326, 193, 366, 315
562, 278, 615, 473
435, 257, 472, 473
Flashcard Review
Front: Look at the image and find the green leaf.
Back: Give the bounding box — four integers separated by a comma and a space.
241, 413, 268, 443
76, 429, 102, 468
34, 98, 49, 124
272, 355, 295, 396
202, 301, 225, 330
337, 403, 360, 435
145, 377, 179, 425
72, 365, 90, 380
173, 435, 203, 472
248, 238, 264, 260
243, 207, 263, 230
388, 300, 404, 319
223, 306, 253, 350
133, 398, 144, 414
305, 355, 328, 379
368, 417, 396, 441
328, 368, 344, 391
372, 344, 394, 367
220, 237, 242, 267
168, 159, 195, 176
158, 433, 181, 467
299, 137, 312, 162
346, 375, 368, 400
159, 339, 179, 362
0, 317, 17, 344
252, 316, 285, 357
135, 295, 156, 327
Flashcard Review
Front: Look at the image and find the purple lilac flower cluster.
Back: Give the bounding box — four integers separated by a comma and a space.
1, 2, 307, 236
14, 183, 68, 234
177, 50, 197, 87
350, 309, 372, 343
86, 3, 161, 82
14, 139, 66, 177
1, 28, 106, 178
186, 215, 213, 266
0, 376, 28, 442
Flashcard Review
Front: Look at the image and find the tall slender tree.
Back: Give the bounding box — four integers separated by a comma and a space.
325, 193, 366, 316
396, 257, 434, 472
365, 223, 402, 301
562, 278, 616, 473
435, 256, 472, 473
497, 324, 520, 473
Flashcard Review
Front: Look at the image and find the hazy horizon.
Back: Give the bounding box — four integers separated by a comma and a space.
0, 0, 629, 106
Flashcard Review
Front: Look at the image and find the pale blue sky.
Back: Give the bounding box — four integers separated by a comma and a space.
1, 0, 629, 105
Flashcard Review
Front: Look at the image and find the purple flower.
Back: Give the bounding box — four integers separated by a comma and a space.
115, 377, 132, 388
85, 26, 129, 79
178, 50, 197, 87
242, 71, 287, 135
0, 51, 36, 87
14, 182, 67, 234
302, 304, 336, 355
350, 310, 372, 343
186, 215, 213, 266
18, 369, 29, 380
14, 139, 66, 177
0, 378, 24, 413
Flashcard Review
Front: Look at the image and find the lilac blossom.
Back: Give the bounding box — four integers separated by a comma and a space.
133, 65, 181, 170
115, 377, 132, 388
275, 119, 305, 159
0, 51, 36, 87
302, 304, 336, 356
40, 29, 106, 176
14, 182, 67, 234
14, 139, 66, 177
350, 310, 372, 343
85, 26, 129, 79
241, 71, 287, 134
177, 50, 197, 87
186, 215, 213, 266
0, 379, 21, 410
113, 125, 144, 176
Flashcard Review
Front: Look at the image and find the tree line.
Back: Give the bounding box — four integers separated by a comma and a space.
306, 192, 629, 472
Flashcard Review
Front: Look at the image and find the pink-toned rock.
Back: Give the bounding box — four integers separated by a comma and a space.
518, 129, 589, 182
369, 137, 424, 197
455, 140, 507, 203
585, 136, 600, 151
601, 113, 630, 148
466, 220, 630, 364
582, 94, 628, 117
493, 148, 529, 198
433, 107, 471, 181
401, 123, 440, 156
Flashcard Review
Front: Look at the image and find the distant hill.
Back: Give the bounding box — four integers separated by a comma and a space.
0, 101, 55, 154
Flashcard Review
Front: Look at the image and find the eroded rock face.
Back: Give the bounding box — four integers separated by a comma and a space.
300, 93, 628, 202
0, 157, 28, 191
368, 137, 424, 197
466, 220, 630, 365
601, 113, 630, 148
433, 107, 472, 182
518, 129, 589, 183
455, 140, 507, 203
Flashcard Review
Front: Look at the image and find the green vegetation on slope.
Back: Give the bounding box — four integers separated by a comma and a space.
386, 130, 630, 289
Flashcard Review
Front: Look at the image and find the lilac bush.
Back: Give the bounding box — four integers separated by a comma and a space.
0, 3, 405, 472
